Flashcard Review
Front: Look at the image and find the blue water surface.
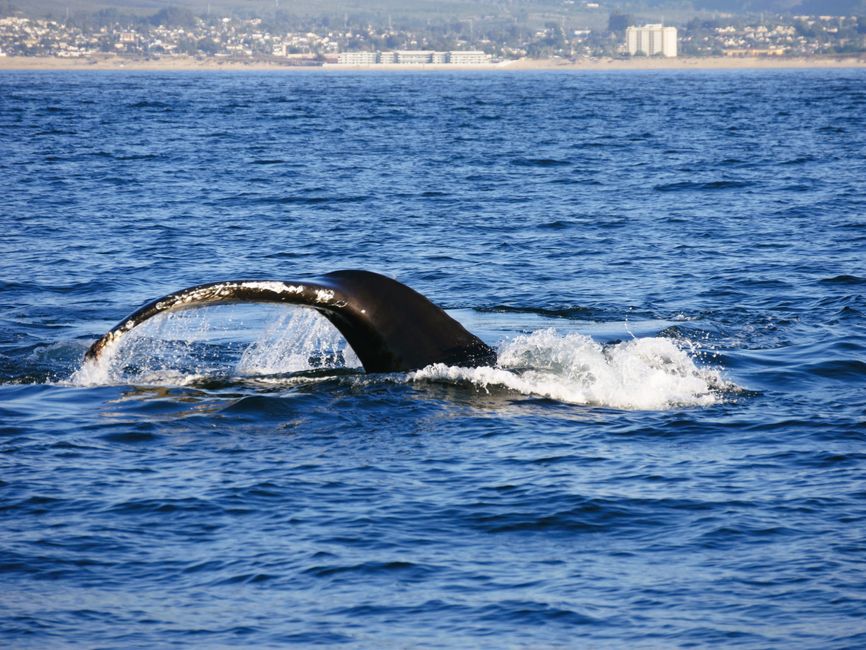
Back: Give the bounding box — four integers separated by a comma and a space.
1, 69, 865, 648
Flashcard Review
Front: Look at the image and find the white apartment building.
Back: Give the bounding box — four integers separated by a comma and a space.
626, 24, 678, 57
396, 50, 434, 64
448, 51, 489, 64
337, 51, 377, 64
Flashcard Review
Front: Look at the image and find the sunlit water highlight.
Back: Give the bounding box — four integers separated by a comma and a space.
2, 70, 865, 648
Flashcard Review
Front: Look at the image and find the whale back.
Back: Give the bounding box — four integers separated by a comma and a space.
84, 270, 496, 373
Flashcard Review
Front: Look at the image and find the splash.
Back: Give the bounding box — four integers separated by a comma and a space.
71, 306, 359, 387
409, 329, 726, 410
235, 309, 360, 376
71, 309, 726, 410
71, 336, 122, 386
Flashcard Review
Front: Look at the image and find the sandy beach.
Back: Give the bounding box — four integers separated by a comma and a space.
0, 55, 318, 71
1, 54, 864, 72
504, 55, 866, 70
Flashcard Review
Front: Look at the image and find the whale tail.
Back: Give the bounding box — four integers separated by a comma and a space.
85, 270, 496, 373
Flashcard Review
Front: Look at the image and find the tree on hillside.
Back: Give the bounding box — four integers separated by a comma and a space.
68, 9, 136, 31
608, 13, 630, 34
796, 0, 866, 14
0, 0, 21, 18
149, 7, 198, 29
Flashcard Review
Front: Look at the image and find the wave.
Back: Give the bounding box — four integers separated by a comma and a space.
819, 274, 866, 285
510, 157, 572, 168
654, 180, 752, 192
479, 304, 596, 319
127, 100, 172, 110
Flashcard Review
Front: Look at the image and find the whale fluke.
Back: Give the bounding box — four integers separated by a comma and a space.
85, 270, 497, 373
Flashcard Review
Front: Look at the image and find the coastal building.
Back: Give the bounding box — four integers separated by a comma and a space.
335, 50, 492, 66
396, 50, 434, 64
448, 51, 489, 65
337, 51, 377, 64
626, 24, 678, 57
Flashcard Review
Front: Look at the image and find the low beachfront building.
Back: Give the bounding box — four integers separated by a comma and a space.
335, 50, 492, 66
448, 51, 489, 64
396, 50, 434, 64
337, 51, 377, 64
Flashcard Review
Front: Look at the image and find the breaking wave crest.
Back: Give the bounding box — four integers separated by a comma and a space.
410, 329, 727, 410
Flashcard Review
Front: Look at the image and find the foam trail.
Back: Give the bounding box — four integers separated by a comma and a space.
410, 329, 726, 410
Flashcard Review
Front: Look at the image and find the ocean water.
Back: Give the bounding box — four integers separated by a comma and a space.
1, 69, 865, 648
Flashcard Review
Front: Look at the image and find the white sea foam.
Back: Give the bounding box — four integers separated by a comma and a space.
409, 328, 725, 410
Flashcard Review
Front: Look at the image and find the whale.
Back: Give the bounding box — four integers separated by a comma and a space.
85, 270, 497, 373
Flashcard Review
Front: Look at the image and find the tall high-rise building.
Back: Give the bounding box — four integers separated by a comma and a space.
626, 25, 678, 58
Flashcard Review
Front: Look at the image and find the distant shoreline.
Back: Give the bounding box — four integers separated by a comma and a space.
1, 55, 865, 72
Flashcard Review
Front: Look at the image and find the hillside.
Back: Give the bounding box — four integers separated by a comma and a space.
3, 0, 864, 21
